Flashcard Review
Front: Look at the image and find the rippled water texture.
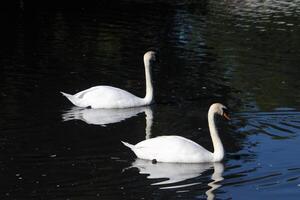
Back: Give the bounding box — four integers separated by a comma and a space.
0, 0, 300, 199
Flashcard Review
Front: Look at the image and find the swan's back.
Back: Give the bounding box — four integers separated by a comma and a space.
73, 86, 145, 108
132, 136, 213, 163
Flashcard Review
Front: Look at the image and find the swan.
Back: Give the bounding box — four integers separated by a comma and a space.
60, 51, 157, 109
121, 103, 230, 163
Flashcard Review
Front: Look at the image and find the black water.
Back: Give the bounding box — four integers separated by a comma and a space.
1, 0, 300, 199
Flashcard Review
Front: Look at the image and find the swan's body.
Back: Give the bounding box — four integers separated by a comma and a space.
61, 51, 156, 109
122, 103, 229, 163
61, 86, 147, 109
122, 136, 213, 163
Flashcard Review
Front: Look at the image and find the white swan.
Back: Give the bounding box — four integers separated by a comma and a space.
121, 103, 230, 163
61, 51, 156, 109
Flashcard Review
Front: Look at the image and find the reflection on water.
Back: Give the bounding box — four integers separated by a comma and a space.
206, 163, 224, 200
129, 159, 224, 199
62, 106, 153, 139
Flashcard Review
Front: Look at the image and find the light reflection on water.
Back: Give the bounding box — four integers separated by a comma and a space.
224, 109, 300, 199
0, 0, 300, 199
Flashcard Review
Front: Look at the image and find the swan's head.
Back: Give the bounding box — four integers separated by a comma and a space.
144, 51, 157, 65
210, 103, 230, 120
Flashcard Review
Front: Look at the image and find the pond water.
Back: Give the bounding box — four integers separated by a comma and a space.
1, 0, 300, 199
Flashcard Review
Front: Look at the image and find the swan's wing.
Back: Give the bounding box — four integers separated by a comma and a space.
134, 136, 213, 163
73, 86, 144, 108
74, 86, 135, 99
135, 136, 206, 151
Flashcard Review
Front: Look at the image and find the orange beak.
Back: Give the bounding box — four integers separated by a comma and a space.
223, 113, 230, 120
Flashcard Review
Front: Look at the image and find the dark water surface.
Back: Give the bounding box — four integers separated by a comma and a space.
1, 0, 300, 199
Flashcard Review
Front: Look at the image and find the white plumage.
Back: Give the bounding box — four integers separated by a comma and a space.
122, 103, 230, 163
122, 136, 213, 163
61, 51, 156, 109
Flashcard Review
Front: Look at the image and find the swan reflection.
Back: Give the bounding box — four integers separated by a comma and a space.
206, 163, 224, 200
62, 106, 153, 139
130, 159, 224, 199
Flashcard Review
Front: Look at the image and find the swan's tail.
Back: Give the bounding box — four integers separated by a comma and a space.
60, 91, 72, 98
60, 91, 80, 106
121, 141, 135, 150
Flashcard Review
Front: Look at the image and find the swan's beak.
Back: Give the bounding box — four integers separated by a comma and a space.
153, 54, 160, 64
223, 113, 230, 120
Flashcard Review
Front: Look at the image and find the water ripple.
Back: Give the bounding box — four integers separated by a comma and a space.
235, 110, 300, 139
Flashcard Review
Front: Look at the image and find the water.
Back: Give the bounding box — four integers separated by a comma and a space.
1, 0, 300, 199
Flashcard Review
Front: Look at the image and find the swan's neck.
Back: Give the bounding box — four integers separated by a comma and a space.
143, 61, 153, 104
208, 111, 224, 162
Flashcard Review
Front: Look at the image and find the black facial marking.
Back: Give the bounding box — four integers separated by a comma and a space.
222, 107, 228, 115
